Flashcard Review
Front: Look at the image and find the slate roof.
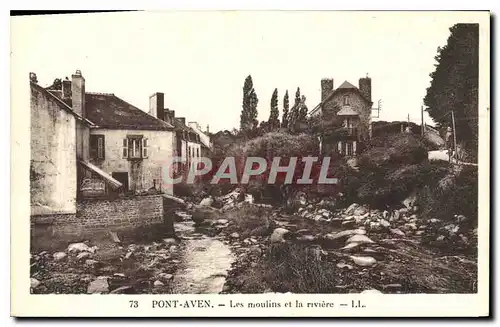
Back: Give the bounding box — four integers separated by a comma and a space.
46, 89, 174, 131
309, 80, 372, 117
85, 93, 174, 131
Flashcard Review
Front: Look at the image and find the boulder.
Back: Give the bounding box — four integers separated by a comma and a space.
163, 238, 178, 245
346, 234, 375, 245
324, 229, 366, 242
390, 228, 406, 237
153, 280, 165, 288
215, 219, 229, 225
361, 289, 383, 294
30, 278, 41, 289
53, 252, 67, 261
336, 262, 354, 270
68, 243, 92, 253
76, 252, 91, 260
380, 219, 391, 228
230, 232, 240, 239
87, 279, 109, 294
270, 228, 290, 243
341, 242, 361, 251
350, 256, 377, 267
297, 235, 316, 242
158, 273, 174, 282
345, 203, 360, 215
85, 259, 99, 266
353, 206, 368, 216
199, 197, 214, 206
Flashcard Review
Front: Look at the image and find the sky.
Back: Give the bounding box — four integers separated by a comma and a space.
12, 11, 486, 133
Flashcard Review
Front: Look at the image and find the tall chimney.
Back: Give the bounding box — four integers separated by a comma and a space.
206, 124, 210, 133
149, 92, 165, 121
321, 78, 334, 102
359, 76, 372, 102
71, 70, 85, 117
62, 78, 72, 99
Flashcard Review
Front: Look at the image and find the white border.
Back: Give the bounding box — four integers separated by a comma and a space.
5, 4, 494, 322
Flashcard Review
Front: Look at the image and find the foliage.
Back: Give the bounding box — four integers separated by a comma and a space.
281, 90, 289, 128
240, 75, 259, 135
424, 23, 479, 161
268, 88, 280, 131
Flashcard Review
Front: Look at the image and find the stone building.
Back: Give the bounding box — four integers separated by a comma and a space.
30, 70, 174, 234
309, 77, 373, 156
149, 92, 202, 175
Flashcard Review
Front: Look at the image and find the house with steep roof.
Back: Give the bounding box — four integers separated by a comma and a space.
309, 77, 374, 156
41, 70, 175, 197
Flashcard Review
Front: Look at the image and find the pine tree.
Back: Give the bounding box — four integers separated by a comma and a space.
268, 88, 280, 131
424, 23, 478, 159
240, 75, 259, 134
287, 87, 301, 130
281, 90, 289, 128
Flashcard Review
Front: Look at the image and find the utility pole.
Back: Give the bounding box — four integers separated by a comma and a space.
421, 105, 424, 137
451, 110, 457, 161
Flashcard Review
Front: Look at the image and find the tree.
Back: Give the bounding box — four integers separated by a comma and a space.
240, 75, 259, 134
287, 87, 301, 130
281, 90, 289, 128
268, 88, 280, 131
424, 23, 478, 160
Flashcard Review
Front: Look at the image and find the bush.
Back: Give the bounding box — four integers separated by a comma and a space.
420, 165, 478, 227
222, 203, 275, 238
261, 243, 338, 293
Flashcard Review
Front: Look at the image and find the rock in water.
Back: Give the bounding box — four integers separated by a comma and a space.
154, 280, 165, 288
87, 279, 109, 294
345, 203, 360, 215
199, 197, 214, 207
390, 228, 406, 237
67, 242, 91, 253
30, 278, 40, 289
53, 252, 67, 261
346, 234, 375, 245
270, 228, 290, 243
361, 289, 383, 294
380, 219, 391, 228
350, 256, 377, 267
76, 252, 91, 260
341, 242, 361, 251
325, 229, 366, 241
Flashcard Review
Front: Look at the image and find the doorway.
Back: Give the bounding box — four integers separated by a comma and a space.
112, 172, 129, 191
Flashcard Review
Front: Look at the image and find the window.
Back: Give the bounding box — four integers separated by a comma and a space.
90, 135, 105, 160
196, 148, 200, 158
122, 136, 148, 160
343, 95, 350, 105
346, 142, 354, 156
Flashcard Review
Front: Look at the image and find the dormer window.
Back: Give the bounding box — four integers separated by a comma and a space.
343, 95, 350, 106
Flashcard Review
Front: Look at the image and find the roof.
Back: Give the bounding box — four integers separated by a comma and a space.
45, 88, 173, 131
337, 106, 359, 116
31, 82, 95, 127
79, 160, 123, 190
337, 81, 357, 89
85, 93, 174, 131
309, 80, 373, 117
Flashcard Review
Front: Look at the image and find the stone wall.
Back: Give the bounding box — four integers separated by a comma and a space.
31, 195, 165, 235
30, 84, 78, 215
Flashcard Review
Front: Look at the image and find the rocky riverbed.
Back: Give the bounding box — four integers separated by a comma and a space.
30, 195, 478, 295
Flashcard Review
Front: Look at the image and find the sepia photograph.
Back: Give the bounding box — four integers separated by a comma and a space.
10, 9, 490, 317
